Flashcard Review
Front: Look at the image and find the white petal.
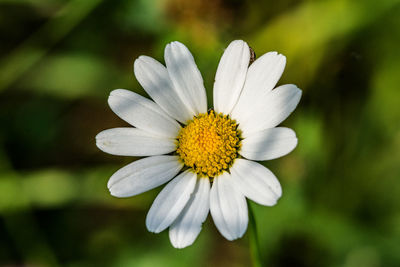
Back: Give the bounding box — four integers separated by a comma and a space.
169, 177, 210, 249
108, 89, 180, 138
231, 52, 286, 120
96, 128, 176, 156
146, 170, 197, 233
213, 40, 250, 114
134, 56, 193, 123
164, 41, 207, 115
107, 155, 183, 198
240, 127, 298, 161
230, 159, 282, 206
236, 84, 302, 137
210, 172, 248, 241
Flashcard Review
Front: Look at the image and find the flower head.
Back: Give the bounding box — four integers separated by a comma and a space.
96, 40, 301, 248
176, 110, 241, 177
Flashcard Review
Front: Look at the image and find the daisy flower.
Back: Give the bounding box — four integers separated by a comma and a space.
96, 40, 301, 248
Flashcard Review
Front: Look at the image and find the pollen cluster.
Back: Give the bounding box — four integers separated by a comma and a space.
176, 110, 241, 177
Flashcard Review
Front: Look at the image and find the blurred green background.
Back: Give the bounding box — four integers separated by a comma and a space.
1, 0, 400, 266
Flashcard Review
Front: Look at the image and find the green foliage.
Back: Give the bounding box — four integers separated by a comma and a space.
1, 0, 400, 266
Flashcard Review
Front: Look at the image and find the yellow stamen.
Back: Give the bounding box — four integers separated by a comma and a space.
176, 110, 241, 177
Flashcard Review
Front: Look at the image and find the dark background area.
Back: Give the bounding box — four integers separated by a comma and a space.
1, 0, 400, 266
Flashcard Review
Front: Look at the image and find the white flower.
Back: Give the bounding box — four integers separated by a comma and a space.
96, 40, 301, 248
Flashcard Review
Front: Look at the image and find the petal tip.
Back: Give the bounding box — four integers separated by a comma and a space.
133, 57, 141, 68
146, 223, 161, 234
269, 199, 279, 207
94, 134, 108, 151
223, 229, 246, 241
291, 84, 302, 92
108, 189, 125, 198
109, 88, 128, 98
95, 131, 103, 140
107, 178, 113, 190
277, 53, 287, 66
133, 57, 147, 76
170, 40, 183, 46
231, 39, 247, 47
166, 41, 189, 54
135, 55, 152, 66
278, 53, 286, 58
108, 188, 118, 197
170, 239, 193, 249
297, 88, 303, 96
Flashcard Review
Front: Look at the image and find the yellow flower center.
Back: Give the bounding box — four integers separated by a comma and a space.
176, 110, 241, 178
